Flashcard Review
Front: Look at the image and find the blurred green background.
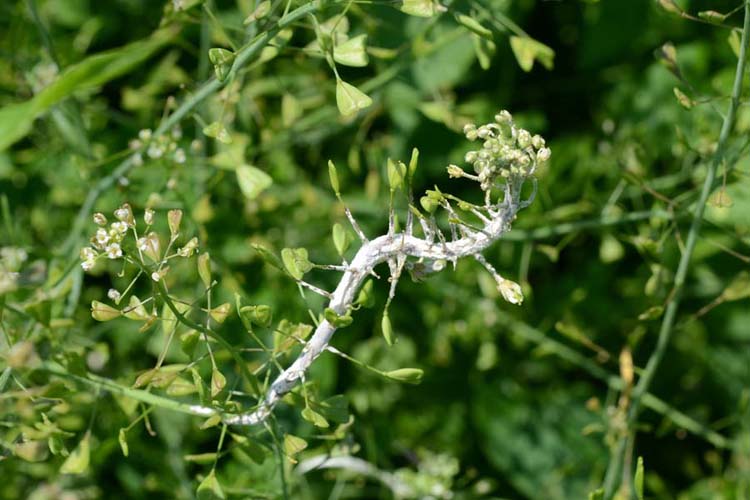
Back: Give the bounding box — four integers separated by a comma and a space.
1, 0, 750, 498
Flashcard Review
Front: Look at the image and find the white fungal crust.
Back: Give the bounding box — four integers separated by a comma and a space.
224, 110, 549, 426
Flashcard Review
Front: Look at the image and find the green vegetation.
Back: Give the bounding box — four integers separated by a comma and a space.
2, 0, 750, 498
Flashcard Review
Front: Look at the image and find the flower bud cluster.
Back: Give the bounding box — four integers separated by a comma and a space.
459, 111, 550, 192
128, 127, 186, 167
80, 204, 197, 272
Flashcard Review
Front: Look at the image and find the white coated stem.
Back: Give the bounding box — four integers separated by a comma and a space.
224, 195, 518, 426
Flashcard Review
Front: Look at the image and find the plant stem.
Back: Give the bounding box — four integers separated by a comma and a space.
602, 3, 750, 496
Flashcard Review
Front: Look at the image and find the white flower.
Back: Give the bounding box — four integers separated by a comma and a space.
95, 228, 110, 246
137, 237, 148, 251
111, 221, 128, 234
81, 259, 95, 271
132, 153, 143, 167
114, 205, 130, 222
105, 243, 123, 259
93, 213, 107, 226
138, 128, 152, 142
147, 144, 164, 159
80, 247, 97, 260
144, 208, 155, 226
107, 288, 121, 301
537, 147, 551, 163
151, 271, 161, 282
174, 148, 186, 164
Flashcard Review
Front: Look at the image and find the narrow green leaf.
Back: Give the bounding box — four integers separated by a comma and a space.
328, 160, 340, 194
381, 311, 395, 346
332, 223, 350, 256
198, 253, 211, 288
118, 429, 129, 457
211, 369, 226, 398
384, 368, 424, 384
634, 456, 645, 500
455, 14, 492, 39
0, 29, 173, 151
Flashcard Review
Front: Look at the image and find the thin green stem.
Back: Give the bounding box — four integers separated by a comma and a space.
603, 3, 750, 496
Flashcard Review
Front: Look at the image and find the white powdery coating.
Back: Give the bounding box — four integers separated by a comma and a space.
224, 208, 513, 426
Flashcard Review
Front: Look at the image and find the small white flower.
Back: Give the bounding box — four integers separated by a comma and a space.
151, 271, 161, 282
111, 221, 128, 234
138, 129, 152, 142
132, 153, 143, 167
114, 207, 129, 222
144, 208, 155, 226
177, 237, 198, 257
95, 228, 110, 246
80, 247, 97, 261
137, 237, 148, 251
537, 147, 551, 163
173, 148, 186, 164
128, 139, 141, 150
105, 243, 123, 259
147, 144, 164, 159
81, 259, 95, 271
172, 126, 182, 140
93, 213, 107, 226
107, 288, 121, 301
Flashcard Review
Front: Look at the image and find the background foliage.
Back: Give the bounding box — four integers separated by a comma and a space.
1, 0, 750, 498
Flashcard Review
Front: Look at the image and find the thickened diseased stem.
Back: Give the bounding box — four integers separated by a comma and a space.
227, 208, 514, 425
224, 111, 549, 426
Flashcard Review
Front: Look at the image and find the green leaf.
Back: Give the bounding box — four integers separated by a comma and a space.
408, 148, 419, 179
333, 35, 369, 67
196, 469, 225, 500
198, 253, 212, 288
118, 429, 129, 457
236, 164, 272, 200
658, 0, 682, 15
315, 395, 349, 424
400, 0, 441, 17
60, 433, 90, 474
473, 34, 496, 70
185, 452, 219, 464
211, 369, 226, 398
381, 311, 395, 346
638, 306, 664, 321
328, 160, 340, 194
698, 10, 728, 23
324, 308, 353, 328
240, 305, 273, 328
455, 14, 492, 39
356, 280, 375, 308
384, 368, 423, 384
673, 87, 694, 109
0, 28, 173, 151
250, 243, 284, 271
588, 489, 604, 500
203, 122, 232, 144
208, 48, 235, 81
281, 247, 312, 280
283, 434, 308, 457
332, 223, 350, 256
722, 271, 750, 301
301, 407, 330, 428
386, 158, 406, 191
634, 456, 645, 500
335, 79, 372, 116
509, 36, 555, 72
91, 301, 120, 321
